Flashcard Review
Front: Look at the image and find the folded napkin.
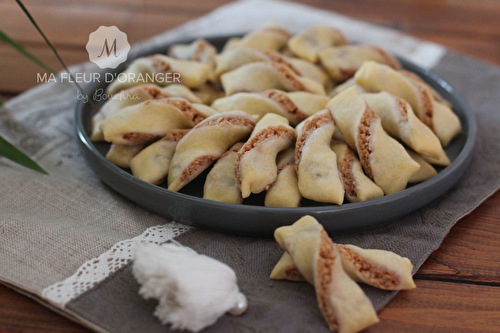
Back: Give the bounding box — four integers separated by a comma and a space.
1, 1, 500, 332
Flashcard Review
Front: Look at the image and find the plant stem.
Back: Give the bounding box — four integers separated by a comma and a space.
0, 30, 56, 74
14, 0, 98, 111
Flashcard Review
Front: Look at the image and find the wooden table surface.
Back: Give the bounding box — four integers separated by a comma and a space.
1, 0, 499, 332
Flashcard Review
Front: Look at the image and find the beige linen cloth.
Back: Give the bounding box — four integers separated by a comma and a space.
1, 1, 500, 332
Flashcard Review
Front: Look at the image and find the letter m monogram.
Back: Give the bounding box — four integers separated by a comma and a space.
98, 39, 120, 58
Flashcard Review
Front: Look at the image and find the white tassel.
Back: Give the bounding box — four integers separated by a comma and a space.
132, 243, 248, 332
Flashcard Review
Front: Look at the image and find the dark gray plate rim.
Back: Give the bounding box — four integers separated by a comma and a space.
76, 34, 477, 236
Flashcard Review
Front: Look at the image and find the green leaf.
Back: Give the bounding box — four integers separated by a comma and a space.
0, 29, 55, 74
0, 134, 48, 174
0, 96, 3, 108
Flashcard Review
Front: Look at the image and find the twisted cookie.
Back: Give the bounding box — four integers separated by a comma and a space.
235, 114, 296, 198
168, 111, 256, 192
274, 216, 379, 333
295, 110, 344, 205
221, 61, 326, 96
327, 87, 420, 195
212, 89, 329, 126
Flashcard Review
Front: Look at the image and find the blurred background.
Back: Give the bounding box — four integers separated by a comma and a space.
0, 0, 499, 103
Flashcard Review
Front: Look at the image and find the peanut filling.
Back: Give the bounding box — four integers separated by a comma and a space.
166, 129, 190, 142
338, 68, 358, 82
394, 97, 409, 122
338, 149, 357, 198
192, 40, 212, 63
261, 90, 307, 123
165, 99, 207, 125
180, 155, 218, 182
269, 62, 306, 91
276, 162, 294, 176
337, 245, 400, 289
285, 266, 304, 281
235, 125, 295, 184
122, 133, 161, 145
357, 107, 376, 179
414, 81, 435, 131
141, 85, 162, 99
316, 230, 339, 332
401, 70, 443, 102
150, 56, 181, 81
295, 112, 333, 172
150, 55, 171, 73
195, 115, 255, 130
262, 51, 300, 75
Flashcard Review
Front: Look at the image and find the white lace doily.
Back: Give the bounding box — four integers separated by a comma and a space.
42, 223, 191, 306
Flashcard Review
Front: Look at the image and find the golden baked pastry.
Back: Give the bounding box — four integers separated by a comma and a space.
235, 114, 296, 198
214, 47, 329, 85
274, 216, 379, 333
220, 61, 326, 96
287, 58, 330, 85
422, 149, 451, 166
106, 55, 214, 94
168, 39, 217, 69
265, 148, 301, 207
399, 69, 452, 107
327, 78, 365, 98
331, 142, 384, 203
168, 111, 256, 192
319, 45, 401, 82
327, 87, 420, 195
271, 245, 416, 291
212, 89, 330, 126
354, 61, 461, 147
406, 149, 438, 183
100, 100, 190, 145
222, 22, 290, 52
106, 144, 146, 169
99, 98, 216, 145
288, 26, 348, 63
130, 129, 190, 185
203, 142, 244, 204
361, 92, 444, 159
295, 110, 344, 205
91, 84, 202, 142
191, 83, 225, 105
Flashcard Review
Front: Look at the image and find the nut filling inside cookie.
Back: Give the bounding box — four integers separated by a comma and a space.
262, 51, 300, 75
316, 230, 340, 332
295, 111, 333, 172
394, 97, 409, 122
414, 81, 434, 130
122, 132, 161, 145
180, 155, 218, 182
337, 245, 400, 289
357, 107, 376, 179
165, 99, 207, 125
196, 116, 255, 130
150, 55, 171, 73
262, 90, 307, 122
338, 150, 356, 197
235, 126, 296, 184
166, 129, 190, 142
269, 62, 306, 91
